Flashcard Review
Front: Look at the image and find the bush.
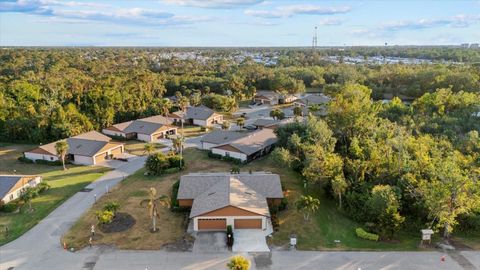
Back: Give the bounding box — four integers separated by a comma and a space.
18, 156, 34, 164
37, 182, 51, 193
167, 155, 185, 168
279, 197, 288, 211
146, 153, 184, 175
208, 151, 223, 159
35, 159, 63, 166
355, 228, 379, 241
96, 210, 114, 224
0, 202, 19, 213
227, 225, 233, 234
103, 201, 120, 213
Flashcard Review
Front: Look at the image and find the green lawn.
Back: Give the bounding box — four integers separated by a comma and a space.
0, 142, 111, 245
123, 141, 167, 156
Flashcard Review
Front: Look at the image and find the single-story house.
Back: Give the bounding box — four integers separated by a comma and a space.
200, 130, 249, 150
177, 172, 283, 231
170, 106, 223, 127
103, 115, 177, 142
24, 131, 125, 166
0, 175, 42, 205
279, 94, 298, 104
294, 94, 330, 108
254, 92, 279, 105
252, 118, 279, 130
211, 128, 277, 162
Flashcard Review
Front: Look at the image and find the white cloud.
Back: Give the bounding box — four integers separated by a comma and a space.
0, 0, 213, 26
380, 14, 480, 31
245, 4, 351, 18
162, 0, 264, 8
318, 17, 344, 26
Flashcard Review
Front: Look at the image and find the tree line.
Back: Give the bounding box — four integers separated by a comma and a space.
0, 48, 478, 143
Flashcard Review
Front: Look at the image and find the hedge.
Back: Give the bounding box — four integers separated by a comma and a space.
17, 156, 34, 164
35, 159, 64, 166
170, 180, 190, 212
355, 228, 379, 241
207, 151, 245, 165
0, 202, 19, 213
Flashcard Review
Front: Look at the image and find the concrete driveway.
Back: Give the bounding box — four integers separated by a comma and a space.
233, 229, 270, 252
192, 232, 228, 253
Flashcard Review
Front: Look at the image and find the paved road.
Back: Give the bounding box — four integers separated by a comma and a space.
0, 156, 147, 270
13, 247, 477, 270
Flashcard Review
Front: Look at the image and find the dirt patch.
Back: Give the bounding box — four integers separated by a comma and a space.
161, 234, 194, 251
449, 238, 474, 251
99, 213, 136, 233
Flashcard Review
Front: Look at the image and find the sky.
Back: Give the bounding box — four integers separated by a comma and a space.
0, 0, 479, 46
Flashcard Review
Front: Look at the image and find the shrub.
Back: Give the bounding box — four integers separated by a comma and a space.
18, 156, 34, 164
146, 153, 184, 175
37, 182, 51, 193
0, 202, 19, 213
227, 255, 250, 270
227, 225, 233, 234
34, 159, 63, 166
168, 155, 185, 168
96, 210, 114, 224
208, 151, 223, 159
355, 228, 379, 241
103, 201, 120, 213
279, 198, 288, 211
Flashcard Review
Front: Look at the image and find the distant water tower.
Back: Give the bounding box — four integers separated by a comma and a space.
312, 26, 318, 49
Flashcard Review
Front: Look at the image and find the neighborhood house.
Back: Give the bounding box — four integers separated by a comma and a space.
294, 94, 330, 108
252, 118, 279, 130
199, 130, 249, 150
24, 131, 125, 166
177, 172, 283, 231
210, 128, 277, 162
254, 92, 279, 105
102, 115, 177, 142
169, 106, 223, 127
0, 175, 42, 205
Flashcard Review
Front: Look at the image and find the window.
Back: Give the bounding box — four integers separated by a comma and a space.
10, 194, 14, 200
225, 152, 230, 157
50, 157, 54, 161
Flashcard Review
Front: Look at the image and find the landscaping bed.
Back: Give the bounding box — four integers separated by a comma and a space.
99, 212, 136, 233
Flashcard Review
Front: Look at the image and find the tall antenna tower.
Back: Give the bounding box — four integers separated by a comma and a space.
312, 26, 318, 49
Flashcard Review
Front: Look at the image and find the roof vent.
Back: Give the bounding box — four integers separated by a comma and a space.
76, 145, 82, 149
208, 192, 216, 196
245, 192, 252, 195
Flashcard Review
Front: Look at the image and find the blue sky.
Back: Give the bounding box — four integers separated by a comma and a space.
1, 0, 479, 46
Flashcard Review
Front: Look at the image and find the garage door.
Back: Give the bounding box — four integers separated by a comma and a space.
198, 219, 226, 230
94, 153, 107, 164
234, 219, 262, 229
111, 146, 123, 156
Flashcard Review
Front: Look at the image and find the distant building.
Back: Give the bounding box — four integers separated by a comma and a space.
200, 130, 249, 150
0, 175, 42, 205
24, 131, 124, 166
254, 92, 279, 105
461, 43, 470, 48
470, 43, 479, 48
103, 115, 177, 142
210, 128, 277, 162
170, 106, 223, 127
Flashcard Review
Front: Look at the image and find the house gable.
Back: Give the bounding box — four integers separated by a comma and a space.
198, 205, 264, 217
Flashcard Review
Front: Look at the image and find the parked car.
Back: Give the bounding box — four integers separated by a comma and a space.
244, 125, 257, 131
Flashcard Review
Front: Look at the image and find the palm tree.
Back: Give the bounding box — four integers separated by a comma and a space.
296, 195, 320, 221
144, 143, 155, 155
236, 117, 245, 129
227, 255, 250, 270
172, 136, 185, 154
55, 140, 69, 170
159, 98, 172, 117
331, 174, 348, 209
20, 187, 38, 212
177, 96, 190, 112
293, 106, 303, 118
140, 188, 170, 232
222, 121, 231, 130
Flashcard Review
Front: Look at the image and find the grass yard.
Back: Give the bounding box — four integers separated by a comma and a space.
63, 149, 235, 250
178, 125, 208, 137
0, 143, 110, 245
123, 141, 167, 156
